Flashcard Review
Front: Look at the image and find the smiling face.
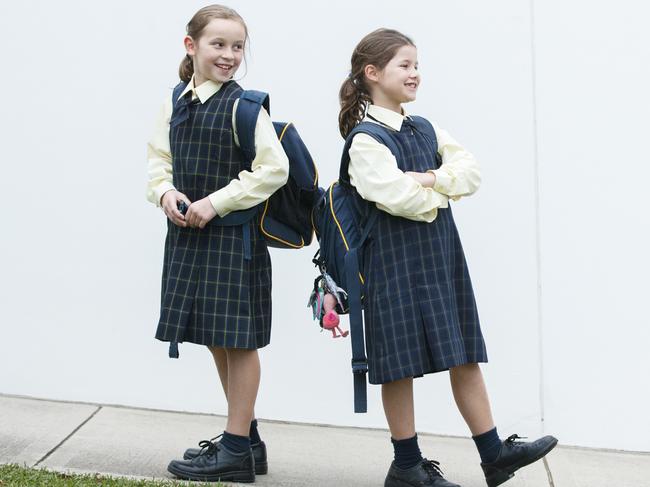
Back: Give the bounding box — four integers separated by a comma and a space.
366, 44, 420, 112
184, 18, 246, 85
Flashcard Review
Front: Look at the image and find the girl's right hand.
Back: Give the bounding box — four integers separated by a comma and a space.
405, 171, 436, 188
161, 190, 191, 227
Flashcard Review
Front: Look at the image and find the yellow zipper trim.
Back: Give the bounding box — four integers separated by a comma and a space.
259, 198, 305, 248
258, 121, 324, 249
278, 122, 292, 141
258, 122, 304, 248
329, 182, 365, 285
279, 121, 319, 187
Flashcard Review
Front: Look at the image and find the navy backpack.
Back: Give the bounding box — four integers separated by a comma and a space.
235, 90, 322, 249
170, 82, 321, 250
311, 117, 439, 413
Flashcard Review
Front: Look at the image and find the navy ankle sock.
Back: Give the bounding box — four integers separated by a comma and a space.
221, 431, 250, 454
392, 434, 423, 470
473, 427, 502, 463
249, 419, 262, 444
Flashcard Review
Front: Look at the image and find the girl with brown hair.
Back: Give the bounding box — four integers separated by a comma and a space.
338, 28, 557, 487
146, 4, 288, 483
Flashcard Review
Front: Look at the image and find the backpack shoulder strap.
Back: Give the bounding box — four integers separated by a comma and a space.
172, 82, 188, 107
235, 90, 270, 162
339, 121, 401, 184
338, 121, 398, 414
170, 81, 190, 128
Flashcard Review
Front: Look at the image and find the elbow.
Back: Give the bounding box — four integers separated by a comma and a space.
279, 158, 290, 186
458, 165, 481, 196
469, 171, 482, 194
277, 155, 290, 186
269, 156, 290, 191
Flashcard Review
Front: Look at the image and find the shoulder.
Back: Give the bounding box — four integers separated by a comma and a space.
232, 88, 272, 129
350, 132, 384, 150
234, 88, 269, 114
347, 125, 396, 164
348, 121, 400, 154
348, 120, 391, 143
159, 86, 179, 124
410, 115, 436, 133
348, 124, 384, 154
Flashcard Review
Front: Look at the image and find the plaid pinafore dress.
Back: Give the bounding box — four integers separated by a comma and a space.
359, 116, 488, 384
155, 81, 272, 352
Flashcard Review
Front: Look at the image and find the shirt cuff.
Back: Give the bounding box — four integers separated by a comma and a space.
430, 169, 452, 194
153, 182, 176, 207
208, 189, 232, 218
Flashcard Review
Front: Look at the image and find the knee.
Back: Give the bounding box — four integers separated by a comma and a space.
224, 348, 258, 358
208, 345, 225, 357
450, 363, 480, 378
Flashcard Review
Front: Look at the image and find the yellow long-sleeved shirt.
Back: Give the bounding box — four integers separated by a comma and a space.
146, 76, 289, 217
348, 104, 481, 222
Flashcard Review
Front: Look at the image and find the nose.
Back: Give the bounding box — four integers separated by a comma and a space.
222, 47, 234, 60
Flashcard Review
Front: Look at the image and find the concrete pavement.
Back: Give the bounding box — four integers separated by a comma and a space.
1, 395, 648, 486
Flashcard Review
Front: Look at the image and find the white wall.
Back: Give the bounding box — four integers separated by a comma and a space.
533, 2, 650, 452
0, 0, 647, 452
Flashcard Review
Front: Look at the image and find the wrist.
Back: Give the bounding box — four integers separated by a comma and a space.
156, 183, 177, 207
160, 189, 173, 206
423, 171, 436, 188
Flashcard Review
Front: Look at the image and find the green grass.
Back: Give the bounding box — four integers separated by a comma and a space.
0, 464, 223, 486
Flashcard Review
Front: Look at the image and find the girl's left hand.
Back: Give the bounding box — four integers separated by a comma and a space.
185, 197, 217, 229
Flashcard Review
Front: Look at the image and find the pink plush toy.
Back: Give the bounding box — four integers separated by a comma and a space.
307, 272, 350, 339
321, 294, 349, 338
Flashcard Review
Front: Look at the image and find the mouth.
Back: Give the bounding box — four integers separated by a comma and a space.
215, 63, 233, 72
405, 81, 418, 90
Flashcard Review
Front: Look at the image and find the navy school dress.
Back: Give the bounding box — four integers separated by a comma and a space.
155, 80, 272, 351
358, 116, 488, 384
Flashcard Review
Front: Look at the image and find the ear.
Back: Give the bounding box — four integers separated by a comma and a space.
364, 64, 380, 84
184, 36, 197, 56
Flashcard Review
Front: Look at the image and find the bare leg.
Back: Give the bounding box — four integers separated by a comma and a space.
449, 363, 495, 436
208, 346, 257, 422
208, 346, 229, 398
382, 377, 416, 440
224, 348, 261, 437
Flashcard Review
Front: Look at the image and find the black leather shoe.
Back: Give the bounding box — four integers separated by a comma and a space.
168, 439, 255, 483
184, 438, 268, 474
481, 434, 558, 487
384, 459, 461, 487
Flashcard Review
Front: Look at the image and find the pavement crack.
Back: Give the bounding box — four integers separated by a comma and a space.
32, 405, 102, 468
543, 456, 555, 486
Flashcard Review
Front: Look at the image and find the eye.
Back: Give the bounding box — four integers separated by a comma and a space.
212, 42, 223, 48
233, 44, 243, 51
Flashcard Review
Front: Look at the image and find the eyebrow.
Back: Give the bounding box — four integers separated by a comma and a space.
208, 37, 245, 44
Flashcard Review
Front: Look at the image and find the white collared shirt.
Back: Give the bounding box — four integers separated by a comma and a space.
348, 104, 481, 222
146, 76, 289, 217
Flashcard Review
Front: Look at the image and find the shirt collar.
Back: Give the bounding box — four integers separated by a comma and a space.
178, 75, 224, 104
366, 104, 409, 132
